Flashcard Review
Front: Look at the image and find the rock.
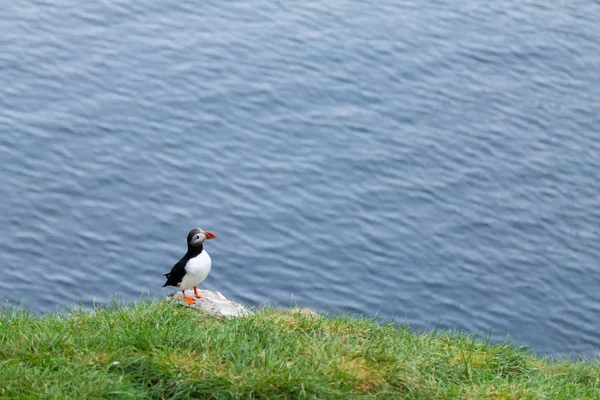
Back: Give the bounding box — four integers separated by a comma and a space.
165, 289, 252, 318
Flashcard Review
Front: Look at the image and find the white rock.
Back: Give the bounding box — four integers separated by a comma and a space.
165, 289, 252, 318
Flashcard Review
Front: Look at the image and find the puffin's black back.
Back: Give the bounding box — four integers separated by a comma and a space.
162, 258, 187, 287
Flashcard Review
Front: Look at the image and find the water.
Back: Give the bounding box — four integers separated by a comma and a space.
2, 0, 600, 358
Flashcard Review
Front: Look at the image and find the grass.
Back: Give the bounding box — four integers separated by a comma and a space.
0, 301, 599, 399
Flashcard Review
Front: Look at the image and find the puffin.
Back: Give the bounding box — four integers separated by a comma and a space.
163, 227, 216, 304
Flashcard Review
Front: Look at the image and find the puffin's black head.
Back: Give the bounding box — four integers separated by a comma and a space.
187, 227, 216, 247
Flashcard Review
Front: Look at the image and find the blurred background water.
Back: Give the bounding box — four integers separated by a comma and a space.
2, 0, 599, 357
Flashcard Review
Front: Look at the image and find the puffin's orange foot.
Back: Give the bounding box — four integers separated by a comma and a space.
193, 286, 204, 299
182, 291, 195, 304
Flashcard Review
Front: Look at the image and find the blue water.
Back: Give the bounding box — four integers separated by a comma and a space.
2, 0, 600, 357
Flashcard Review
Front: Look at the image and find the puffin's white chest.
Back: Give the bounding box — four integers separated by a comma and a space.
180, 250, 212, 289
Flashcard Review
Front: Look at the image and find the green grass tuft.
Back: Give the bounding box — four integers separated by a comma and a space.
0, 301, 599, 399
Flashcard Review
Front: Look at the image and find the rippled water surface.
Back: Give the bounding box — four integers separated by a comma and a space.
2, 0, 600, 357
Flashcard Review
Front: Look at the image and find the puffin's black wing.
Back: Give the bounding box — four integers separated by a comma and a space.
162, 258, 187, 287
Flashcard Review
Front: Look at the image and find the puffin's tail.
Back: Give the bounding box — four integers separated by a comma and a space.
162, 273, 170, 287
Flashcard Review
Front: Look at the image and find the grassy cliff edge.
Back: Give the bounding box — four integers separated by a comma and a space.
0, 301, 598, 399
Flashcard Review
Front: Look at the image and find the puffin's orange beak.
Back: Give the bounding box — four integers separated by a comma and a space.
204, 231, 216, 240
